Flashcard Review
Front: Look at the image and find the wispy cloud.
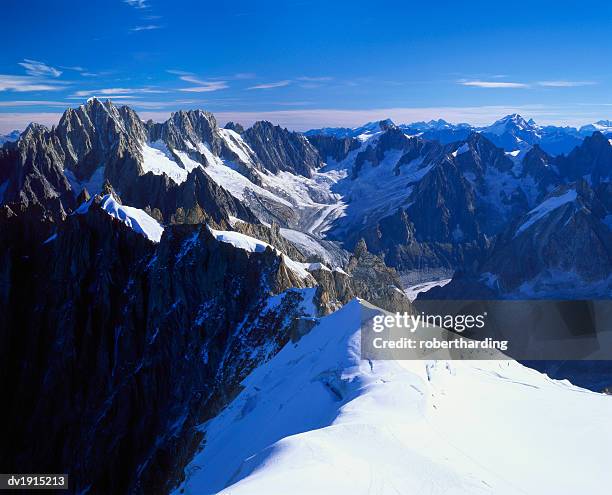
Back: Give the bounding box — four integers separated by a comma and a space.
72, 87, 166, 97
248, 80, 291, 90
0, 75, 65, 92
130, 24, 162, 32
18, 59, 62, 78
460, 80, 528, 88
60, 65, 86, 72
0, 100, 69, 107
537, 80, 596, 87
179, 76, 228, 92
460, 79, 597, 89
124, 0, 148, 8
296, 76, 333, 82
167, 69, 193, 76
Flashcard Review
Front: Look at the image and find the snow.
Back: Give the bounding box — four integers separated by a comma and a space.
325, 148, 432, 237
209, 227, 273, 254
203, 160, 292, 207
65, 166, 106, 196
279, 228, 337, 265
100, 194, 164, 242
140, 141, 188, 184
208, 227, 313, 280
404, 278, 452, 301
258, 168, 346, 235
303, 262, 331, 272
451, 142, 470, 157
174, 299, 612, 495
173, 149, 202, 173
76, 194, 164, 242
515, 189, 577, 236
219, 128, 258, 165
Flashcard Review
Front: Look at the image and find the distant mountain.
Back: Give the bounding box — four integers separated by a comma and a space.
0, 129, 20, 145
307, 114, 612, 156
424, 133, 612, 299
304, 118, 395, 140
399, 119, 473, 144
580, 119, 612, 136
480, 113, 542, 150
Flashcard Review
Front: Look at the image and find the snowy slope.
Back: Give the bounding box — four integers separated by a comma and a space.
515, 188, 577, 236
174, 299, 612, 495
141, 141, 189, 184
208, 226, 314, 280
76, 194, 164, 242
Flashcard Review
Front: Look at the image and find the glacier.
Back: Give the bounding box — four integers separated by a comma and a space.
174, 299, 612, 495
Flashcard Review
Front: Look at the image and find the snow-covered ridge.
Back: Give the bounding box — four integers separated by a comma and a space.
515, 188, 577, 236
174, 299, 612, 495
141, 140, 190, 184
207, 226, 318, 280
76, 193, 164, 242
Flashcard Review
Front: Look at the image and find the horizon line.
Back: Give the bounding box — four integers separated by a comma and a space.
1, 100, 611, 134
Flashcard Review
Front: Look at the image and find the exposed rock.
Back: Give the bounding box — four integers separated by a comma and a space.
242, 121, 322, 177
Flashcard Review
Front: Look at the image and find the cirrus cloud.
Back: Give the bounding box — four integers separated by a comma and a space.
18, 59, 62, 78
460, 80, 528, 88
179, 76, 228, 92
537, 80, 596, 87
248, 80, 291, 90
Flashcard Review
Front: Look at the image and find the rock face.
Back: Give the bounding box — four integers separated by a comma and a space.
426, 179, 612, 299
0, 201, 322, 494
242, 121, 322, 177
0, 100, 267, 226
306, 134, 360, 163
0, 192, 411, 495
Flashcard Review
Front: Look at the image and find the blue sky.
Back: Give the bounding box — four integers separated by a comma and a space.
1, 0, 611, 132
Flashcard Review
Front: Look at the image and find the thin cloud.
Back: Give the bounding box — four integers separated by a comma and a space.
60, 65, 86, 72
0, 100, 69, 107
124, 0, 148, 8
537, 80, 596, 87
167, 69, 193, 76
297, 76, 333, 82
18, 59, 62, 78
179, 76, 228, 92
0, 75, 65, 92
248, 80, 291, 90
130, 24, 162, 32
460, 80, 528, 88
72, 87, 166, 97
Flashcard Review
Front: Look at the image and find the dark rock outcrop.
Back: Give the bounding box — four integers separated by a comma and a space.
242, 121, 322, 177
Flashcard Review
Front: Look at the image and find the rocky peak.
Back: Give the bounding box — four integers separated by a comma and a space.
224, 121, 244, 134
242, 121, 322, 177
556, 131, 612, 182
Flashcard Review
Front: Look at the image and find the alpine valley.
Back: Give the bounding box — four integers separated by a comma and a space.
2, 98, 612, 494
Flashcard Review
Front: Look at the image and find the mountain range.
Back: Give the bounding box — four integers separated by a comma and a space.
307, 113, 612, 155
2, 98, 612, 493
